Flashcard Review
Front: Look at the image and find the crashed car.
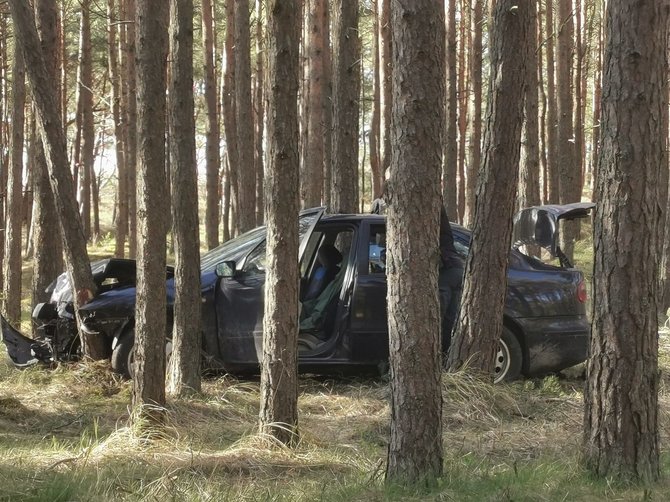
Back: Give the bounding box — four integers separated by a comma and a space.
1, 203, 594, 383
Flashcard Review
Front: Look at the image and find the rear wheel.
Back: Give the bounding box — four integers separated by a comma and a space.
494, 328, 523, 383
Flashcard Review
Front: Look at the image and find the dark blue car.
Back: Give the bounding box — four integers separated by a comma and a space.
2, 204, 593, 383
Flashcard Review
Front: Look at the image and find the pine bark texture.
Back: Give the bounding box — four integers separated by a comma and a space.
545, 0, 559, 203
444, 0, 458, 216
9, 0, 99, 355
447, 0, 529, 376
465, 0, 482, 226
76, 0, 94, 240
167, 0, 201, 397
582, 0, 669, 482
303, 0, 327, 207
330, 0, 360, 213
133, 0, 169, 412
385, 0, 444, 484
222, 0, 239, 239
203, 0, 220, 249
109, 0, 128, 258
32, 0, 63, 312
123, 0, 138, 258
259, 0, 300, 445
519, 0, 541, 211
2, 47, 25, 325
378, 0, 391, 177
235, 0, 256, 232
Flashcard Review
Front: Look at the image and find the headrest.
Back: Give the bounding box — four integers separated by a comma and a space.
317, 244, 343, 269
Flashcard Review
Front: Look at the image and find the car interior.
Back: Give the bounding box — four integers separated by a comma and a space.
298, 227, 354, 353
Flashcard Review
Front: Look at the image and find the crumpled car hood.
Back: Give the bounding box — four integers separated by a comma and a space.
512, 202, 596, 257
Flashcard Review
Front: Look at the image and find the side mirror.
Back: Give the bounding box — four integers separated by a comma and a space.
215, 261, 237, 278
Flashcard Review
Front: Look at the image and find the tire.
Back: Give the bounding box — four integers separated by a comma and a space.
494, 328, 523, 383
111, 334, 135, 379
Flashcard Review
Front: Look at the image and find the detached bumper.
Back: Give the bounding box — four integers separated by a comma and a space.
0, 315, 53, 367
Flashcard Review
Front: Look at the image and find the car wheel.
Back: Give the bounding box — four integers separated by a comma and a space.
111, 331, 174, 380
494, 328, 523, 383
111, 333, 135, 379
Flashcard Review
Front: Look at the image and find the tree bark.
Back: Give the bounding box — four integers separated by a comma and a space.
330, 0, 360, 214
124, 0, 138, 258
167, 0, 202, 397
203, 0, 220, 249
519, 0, 541, 211
254, 0, 264, 224
545, 0, 560, 203
369, 0, 381, 201
132, 0, 169, 414
9, 0, 100, 356
222, 0, 239, 239
109, 0, 128, 258
464, 0, 482, 226
378, 0, 391, 178
303, 0, 327, 207
235, 0, 256, 232
583, 0, 668, 482
385, 0, 445, 484
259, 0, 300, 446
556, 0, 578, 260
2, 45, 25, 326
75, 0, 94, 241
447, 0, 530, 377
457, 0, 469, 223
443, 0, 458, 217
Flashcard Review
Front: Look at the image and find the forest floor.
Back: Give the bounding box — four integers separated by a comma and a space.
2, 231, 670, 501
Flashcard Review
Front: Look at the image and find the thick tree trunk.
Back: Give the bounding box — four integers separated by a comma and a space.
330, 0, 360, 213
9, 0, 100, 356
132, 0, 169, 414
2, 46, 25, 325
167, 0, 202, 397
447, 0, 529, 377
465, 0, 482, 226
385, 0, 445, 484
260, 0, 300, 446
203, 0, 220, 249
583, 0, 667, 482
235, 0, 256, 232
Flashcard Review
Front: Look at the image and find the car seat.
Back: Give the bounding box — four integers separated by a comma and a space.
303, 244, 343, 302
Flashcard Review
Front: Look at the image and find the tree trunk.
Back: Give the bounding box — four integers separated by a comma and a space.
369, 0, 381, 202
330, 0, 360, 214
9, 0, 101, 356
32, 0, 63, 317
109, 0, 128, 258
583, 0, 667, 482
132, 0, 169, 415
443, 0, 458, 217
457, 0, 469, 223
385, 0, 444, 484
254, 0, 264, 224
167, 0, 202, 397
556, 0, 578, 259
378, 0, 391, 178
321, 3, 333, 209
124, 0, 138, 258
222, 0, 239, 238
465, 0, 482, 226
545, 0, 560, 203
75, 0, 94, 241
235, 0, 256, 232
519, 0, 541, 211
447, 0, 530, 377
260, 0, 300, 446
304, 0, 327, 207
2, 45, 25, 325
203, 0, 220, 249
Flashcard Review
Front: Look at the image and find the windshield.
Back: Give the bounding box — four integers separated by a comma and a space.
200, 227, 266, 273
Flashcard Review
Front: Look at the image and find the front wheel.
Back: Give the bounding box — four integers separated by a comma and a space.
111, 331, 174, 380
494, 328, 523, 383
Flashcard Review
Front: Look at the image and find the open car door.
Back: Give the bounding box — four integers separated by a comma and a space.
215, 208, 326, 371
